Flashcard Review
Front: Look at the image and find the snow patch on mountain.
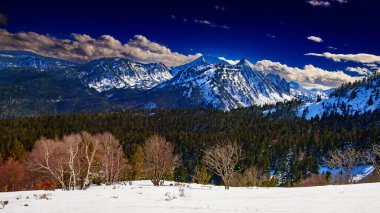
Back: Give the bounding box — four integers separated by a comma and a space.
159, 59, 296, 110
0, 50, 333, 111
218, 57, 240, 65
0, 50, 75, 70
80, 58, 172, 92
289, 81, 330, 102
298, 74, 380, 119
171, 55, 231, 77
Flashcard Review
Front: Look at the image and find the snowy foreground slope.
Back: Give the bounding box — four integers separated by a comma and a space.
1, 181, 380, 213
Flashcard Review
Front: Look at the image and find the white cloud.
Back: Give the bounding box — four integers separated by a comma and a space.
306, 0, 349, 7
307, 0, 331, 7
194, 19, 213, 25
327, 46, 338, 50
193, 19, 229, 30
305, 52, 380, 64
307, 36, 324, 43
254, 60, 363, 89
346, 67, 372, 76
0, 29, 201, 66
364, 63, 379, 69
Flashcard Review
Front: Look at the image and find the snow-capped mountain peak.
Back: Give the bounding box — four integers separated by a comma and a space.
237, 58, 255, 67
199, 55, 231, 65
79, 57, 172, 92
171, 55, 233, 77
151, 58, 297, 110
0, 50, 333, 112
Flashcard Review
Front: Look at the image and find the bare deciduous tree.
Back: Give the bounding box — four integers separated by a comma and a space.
28, 138, 68, 189
28, 132, 125, 190
143, 135, 178, 186
371, 144, 380, 175
323, 147, 365, 184
203, 141, 242, 189
79, 132, 98, 189
62, 134, 82, 190
96, 132, 126, 185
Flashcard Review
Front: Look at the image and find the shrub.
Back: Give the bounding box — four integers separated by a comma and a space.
298, 174, 329, 187
230, 167, 268, 187
0, 158, 26, 192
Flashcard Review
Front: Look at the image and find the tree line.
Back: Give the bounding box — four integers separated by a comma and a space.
0, 108, 379, 190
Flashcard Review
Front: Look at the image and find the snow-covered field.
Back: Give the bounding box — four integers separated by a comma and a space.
1, 181, 380, 213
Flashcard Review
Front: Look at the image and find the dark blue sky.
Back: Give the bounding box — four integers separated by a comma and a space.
1, 0, 380, 70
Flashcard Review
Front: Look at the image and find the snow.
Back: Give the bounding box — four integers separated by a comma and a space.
0, 53, 15, 58
165, 60, 306, 110
218, 57, 240, 65
0, 50, 75, 70
289, 81, 329, 102
170, 56, 229, 77
298, 77, 380, 119
319, 165, 374, 182
141, 102, 158, 109
82, 58, 172, 92
1, 181, 380, 213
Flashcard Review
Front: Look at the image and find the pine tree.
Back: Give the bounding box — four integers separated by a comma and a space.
192, 165, 211, 184
368, 95, 374, 106
10, 140, 25, 160
131, 144, 144, 180
174, 164, 187, 182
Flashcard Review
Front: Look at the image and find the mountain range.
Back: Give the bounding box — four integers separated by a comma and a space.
0, 50, 378, 118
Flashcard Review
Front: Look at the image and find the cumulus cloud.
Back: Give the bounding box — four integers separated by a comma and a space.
364, 63, 379, 69
305, 52, 380, 64
346, 67, 372, 76
0, 13, 7, 25
254, 60, 363, 89
0, 29, 201, 66
307, 36, 324, 43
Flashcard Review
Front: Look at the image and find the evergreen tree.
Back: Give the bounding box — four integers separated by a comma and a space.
131, 144, 144, 180
368, 95, 374, 106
